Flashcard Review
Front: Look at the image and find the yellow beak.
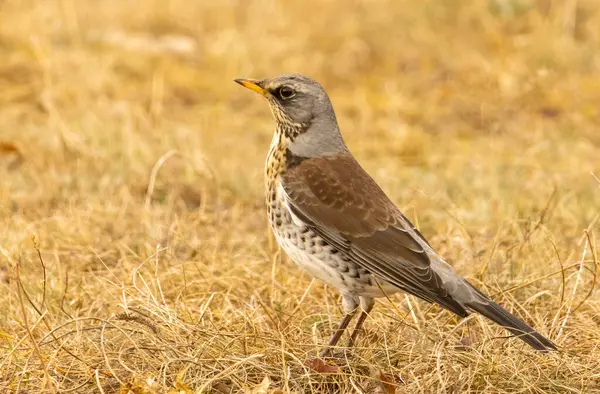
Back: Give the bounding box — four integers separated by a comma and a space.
234, 78, 267, 96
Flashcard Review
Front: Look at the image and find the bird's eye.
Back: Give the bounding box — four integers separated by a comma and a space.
278, 86, 295, 100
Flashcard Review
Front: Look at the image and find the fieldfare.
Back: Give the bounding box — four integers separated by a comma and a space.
235, 74, 557, 356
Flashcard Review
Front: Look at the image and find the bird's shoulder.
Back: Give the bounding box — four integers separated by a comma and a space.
281, 153, 392, 227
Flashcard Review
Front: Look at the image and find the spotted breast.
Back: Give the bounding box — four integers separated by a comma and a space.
265, 131, 393, 297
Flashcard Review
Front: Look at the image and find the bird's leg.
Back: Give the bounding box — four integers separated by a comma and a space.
345, 310, 368, 349
319, 311, 356, 358
320, 295, 359, 358
345, 297, 375, 349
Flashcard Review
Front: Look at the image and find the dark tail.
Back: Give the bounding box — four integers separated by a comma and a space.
464, 290, 557, 351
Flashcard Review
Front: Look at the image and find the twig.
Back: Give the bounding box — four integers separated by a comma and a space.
196, 354, 264, 393
592, 171, 600, 187
16, 263, 56, 393
60, 271, 74, 319
404, 295, 420, 328
549, 238, 566, 308
557, 237, 588, 339
284, 278, 315, 325
373, 276, 417, 330
491, 261, 583, 298
32, 236, 47, 310
549, 238, 567, 335
144, 149, 178, 210
94, 369, 106, 394
349, 377, 366, 393
570, 231, 598, 315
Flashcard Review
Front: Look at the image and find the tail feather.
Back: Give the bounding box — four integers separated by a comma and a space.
465, 295, 557, 351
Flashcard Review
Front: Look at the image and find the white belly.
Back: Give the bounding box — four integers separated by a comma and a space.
273, 226, 398, 297
275, 232, 351, 290
268, 177, 398, 297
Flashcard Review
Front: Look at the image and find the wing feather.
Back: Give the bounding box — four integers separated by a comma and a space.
281, 153, 469, 317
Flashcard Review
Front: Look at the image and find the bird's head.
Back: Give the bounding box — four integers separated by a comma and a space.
235, 74, 347, 157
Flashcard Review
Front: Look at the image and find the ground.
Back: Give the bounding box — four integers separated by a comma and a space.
1, 0, 599, 392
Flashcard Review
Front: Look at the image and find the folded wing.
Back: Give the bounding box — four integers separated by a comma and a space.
281, 152, 469, 317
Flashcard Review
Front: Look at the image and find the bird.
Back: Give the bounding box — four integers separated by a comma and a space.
234, 74, 557, 356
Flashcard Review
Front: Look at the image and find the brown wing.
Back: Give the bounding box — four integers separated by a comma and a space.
281, 152, 468, 317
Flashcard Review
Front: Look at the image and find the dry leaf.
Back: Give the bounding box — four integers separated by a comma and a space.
369, 367, 398, 394
120, 376, 158, 394
211, 381, 233, 394
0, 266, 9, 284
0, 141, 23, 169
304, 358, 340, 373
168, 369, 194, 394
250, 376, 271, 394
0, 142, 20, 154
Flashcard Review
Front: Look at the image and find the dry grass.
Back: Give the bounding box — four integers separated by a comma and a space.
1, 0, 599, 392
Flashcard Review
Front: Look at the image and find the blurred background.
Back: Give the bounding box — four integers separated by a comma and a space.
1, 0, 599, 392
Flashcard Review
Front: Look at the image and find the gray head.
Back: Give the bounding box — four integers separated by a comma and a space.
234, 74, 348, 157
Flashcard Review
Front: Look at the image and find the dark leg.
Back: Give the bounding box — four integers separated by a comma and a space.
345, 296, 375, 349
346, 310, 368, 349
320, 311, 356, 358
